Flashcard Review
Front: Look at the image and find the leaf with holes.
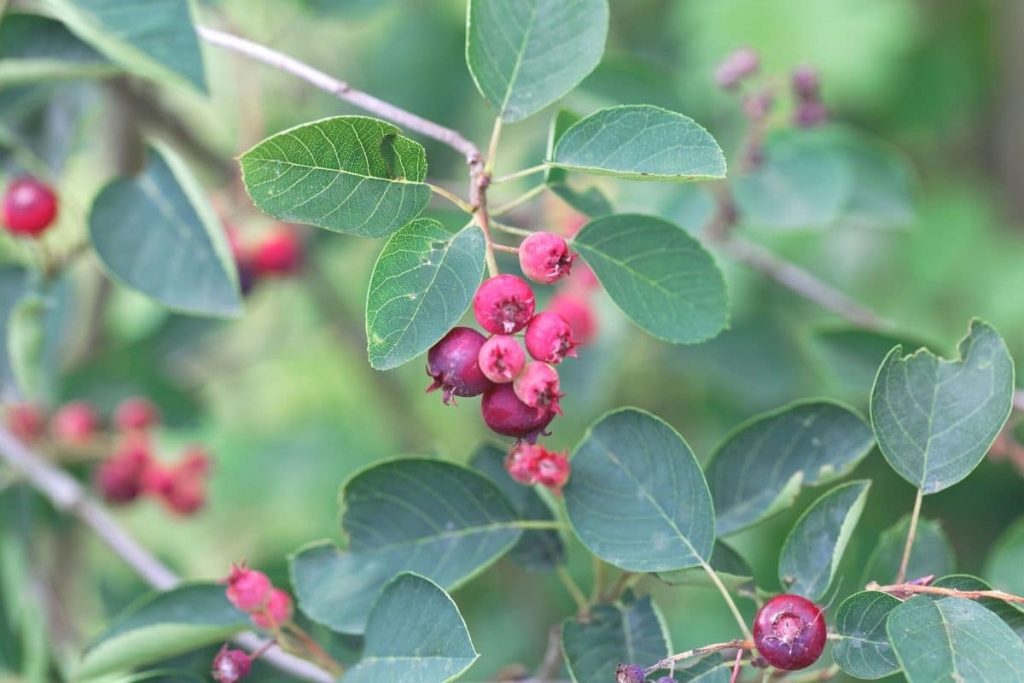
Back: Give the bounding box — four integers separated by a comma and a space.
544, 110, 613, 217
571, 214, 728, 344
705, 401, 875, 536
870, 319, 1014, 494
365, 219, 485, 370
290, 458, 521, 634
562, 595, 670, 683
778, 480, 870, 600
550, 105, 726, 181
344, 573, 478, 683
240, 116, 431, 238
833, 590, 901, 680
0, 13, 119, 85
466, 0, 608, 123
89, 144, 241, 317
564, 408, 715, 572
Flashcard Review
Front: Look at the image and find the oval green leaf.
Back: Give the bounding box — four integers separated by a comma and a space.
551, 105, 726, 181
240, 116, 431, 238
986, 517, 1024, 596
89, 144, 241, 317
466, 0, 608, 123
705, 400, 875, 536
862, 514, 955, 585
564, 408, 715, 572
934, 575, 1024, 638
545, 110, 613, 217
779, 480, 871, 601
76, 584, 249, 679
833, 590, 901, 680
870, 319, 1015, 494
0, 13, 119, 85
562, 595, 670, 683
657, 540, 753, 591
888, 596, 1024, 683
366, 219, 485, 370
572, 214, 728, 344
291, 458, 521, 634
345, 573, 478, 683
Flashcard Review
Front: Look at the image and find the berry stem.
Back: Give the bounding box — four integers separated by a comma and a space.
283, 622, 345, 677
490, 220, 535, 237
895, 488, 923, 584
492, 164, 549, 185
555, 565, 590, 616
492, 184, 546, 217
485, 117, 503, 175
865, 581, 1024, 604
426, 183, 474, 213
701, 560, 754, 642
729, 647, 744, 683
491, 243, 519, 254
590, 557, 606, 603
513, 519, 567, 531
643, 639, 753, 675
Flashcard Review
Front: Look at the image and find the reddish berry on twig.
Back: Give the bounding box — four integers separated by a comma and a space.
481, 383, 555, 443
251, 588, 293, 630
52, 401, 100, 444
114, 397, 160, 432
752, 594, 826, 671
478, 334, 526, 384
253, 226, 303, 277
525, 312, 577, 364
224, 564, 274, 613
212, 646, 252, 683
426, 327, 492, 404
6, 403, 45, 443
473, 275, 536, 334
513, 362, 563, 415
615, 663, 646, 683
714, 47, 759, 90
548, 293, 597, 346
519, 232, 574, 284
96, 439, 152, 504
2, 177, 58, 237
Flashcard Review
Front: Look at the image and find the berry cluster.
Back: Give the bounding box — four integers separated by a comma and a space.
505, 442, 570, 493
226, 224, 304, 295
1, 177, 58, 238
5, 398, 212, 516
790, 66, 828, 128
223, 563, 294, 631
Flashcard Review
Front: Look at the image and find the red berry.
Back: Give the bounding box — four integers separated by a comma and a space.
478, 335, 525, 384
252, 226, 302, 276
473, 275, 536, 335
225, 226, 258, 295
513, 362, 563, 415
481, 383, 555, 443
212, 645, 252, 683
178, 446, 212, 477
141, 462, 176, 497
519, 232, 574, 284
714, 47, 759, 90
2, 177, 58, 237
114, 397, 160, 432
6, 403, 45, 443
224, 564, 273, 613
791, 66, 821, 99
753, 594, 826, 671
547, 293, 597, 346
95, 440, 152, 504
505, 442, 543, 485
251, 588, 293, 630
426, 327, 492, 404
163, 476, 206, 516
615, 664, 646, 683
525, 312, 577, 364
51, 401, 100, 444
534, 448, 570, 493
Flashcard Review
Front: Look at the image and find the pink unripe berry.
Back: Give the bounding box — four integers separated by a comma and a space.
791, 66, 821, 100
212, 646, 252, 683
714, 47, 759, 90
478, 335, 526, 383
426, 327, 492, 404
224, 564, 274, 613
481, 383, 555, 443
179, 446, 212, 477
519, 232, 574, 284
162, 476, 206, 516
2, 177, 58, 237
513, 362, 563, 415
252, 226, 303, 277
473, 275, 536, 334
534, 449, 570, 493
525, 312, 577, 364
6, 403, 45, 443
547, 293, 597, 346
96, 440, 152, 504
753, 594, 826, 671
505, 443, 542, 485
51, 401, 100, 444
251, 588, 293, 630
114, 397, 160, 432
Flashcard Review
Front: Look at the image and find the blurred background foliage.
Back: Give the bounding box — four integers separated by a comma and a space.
2, 0, 1024, 680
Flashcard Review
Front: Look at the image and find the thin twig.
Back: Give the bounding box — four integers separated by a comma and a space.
896, 489, 923, 584
866, 581, 1024, 605
426, 183, 474, 213
644, 639, 753, 675
493, 164, 549, 185
0, 427, 334, 683
532, 623, 565, 682
492, 184, 546, 217
555, 566, 590, 616
729, 647, 745, 683
702, 561, 755, 642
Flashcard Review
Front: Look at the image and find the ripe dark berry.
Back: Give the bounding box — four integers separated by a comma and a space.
548, 293, 597, 346
513, 362, 563, 415
426, 327, 492, 404
519, 232, 574, 284
212, 645, 252, 683
251, 588, 293, 630
2, 177, 58, 237
481, 383, 555, 443
473, 275, 536, 334
95, 440, 152, 504
52, 401, 100, 444
224, 564, 273, 613
753, 594, 826, 671
114, 397, 160, 432
252, 226, 303, 276
615, 664, 646, 683
525, 312, 577, 364
478, 334, 525, 383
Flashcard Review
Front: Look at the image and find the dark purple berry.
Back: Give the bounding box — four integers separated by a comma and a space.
753, 594, 826, 671
615, 664, 646, 683
481, 383, 554, 443
426, 327, 492, 404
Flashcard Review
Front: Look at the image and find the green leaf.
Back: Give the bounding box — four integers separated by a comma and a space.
344, 573, 478, 683
986, 517, 1024, 596
76, 584, 248, 679
5, 276, 71, 403
705, 401, 875, 536
832, 133, 915, 231
365, 219, 485, 370
571, 214, 728, 344
470, 444, 565, 572
0, 267, 27, 399
657, 540, 753, 591
562, 595, 670, 683
832, 590, 901, 680
933, 575, 1024, 638
564, 408, 714, 572
41, 0, 205, 92
550, 105, 726, 181
805, 325, 934, 395
887, 596, 1024, 683
870, 319, 1015, 494
544, 110, 613, 217
240, 116, 431, 238
89, 144, 242, 318
466, 0, 608, 123
778, 480, 871, 601
862, 515, 954, 585
290, 458, 520, 634
0, 13, 119, 85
